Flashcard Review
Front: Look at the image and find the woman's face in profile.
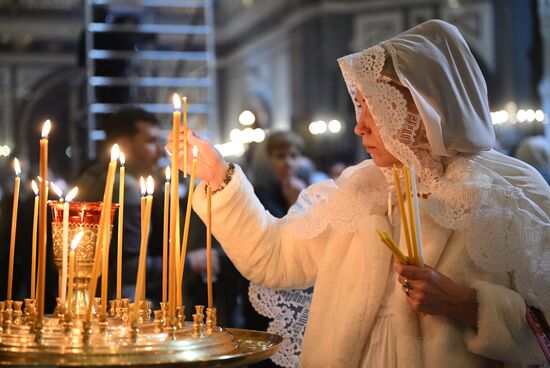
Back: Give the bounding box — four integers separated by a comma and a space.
353, 89, 401, 167
269, 146, 298, 183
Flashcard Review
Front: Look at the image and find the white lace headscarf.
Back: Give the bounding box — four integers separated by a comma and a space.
336, 19, 549, 309
337, 19, 495, 191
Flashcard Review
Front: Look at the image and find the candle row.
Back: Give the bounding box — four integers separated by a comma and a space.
14, 93, 214, 325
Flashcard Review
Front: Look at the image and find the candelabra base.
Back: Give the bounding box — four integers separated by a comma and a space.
0, 314, 282, 367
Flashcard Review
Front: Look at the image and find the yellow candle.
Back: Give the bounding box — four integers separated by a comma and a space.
162, 167, 170, 303
67, 231, 84, 317
169, 94, 181, 320
183, 96, 188, 178
139, 177, 146, 300
86, 144, 119, 320
206, 183, 213, 309
101, 146, 119, 313
176, 208, 181, 307
61, 187, 78, 305
37, 119, 51, 322
179, 146, 198, 286
403, 166, 418, 266
392, 166, 413, 262
376, 229, 409, 264
116, 153, 125, 300
133, 176, 154, 319
409, 166, 424, 267
30, 180, 39, 299
7, 158, 21, 300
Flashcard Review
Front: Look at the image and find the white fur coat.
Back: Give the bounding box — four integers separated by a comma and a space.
192, 156, 547, 367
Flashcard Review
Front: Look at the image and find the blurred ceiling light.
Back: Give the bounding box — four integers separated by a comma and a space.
215, 142, 245, 157
516, 109, 527, 123
238, 110, 256, 126
526, 109, 536, 122
230, 128, 242, 143
328, 120, 342, 133
535, 110, 545, 122
252, 128, 265, 143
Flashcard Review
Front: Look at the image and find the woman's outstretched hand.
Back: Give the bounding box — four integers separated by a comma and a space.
394, 262, 478, 330
166, 129, 229, 189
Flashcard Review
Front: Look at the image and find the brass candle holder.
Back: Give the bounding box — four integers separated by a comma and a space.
0, 201, 282, 366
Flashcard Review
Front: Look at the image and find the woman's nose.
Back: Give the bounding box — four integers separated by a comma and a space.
354, 120, 371, 136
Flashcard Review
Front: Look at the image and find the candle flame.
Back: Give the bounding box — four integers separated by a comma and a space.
119, 152, 126, 166
182, 96, 188, 103
165, 166, 171, 182
140, 177, 146, 196
70, 231, 84, 251
31, 180, 39, 196
41, 119, 51, 138
146, 176, 155, 195
111, 144, 120, 161
37, 176, 43, 183
172, 93, 181, 109
193, 145, 198, 158
65, 186, 78, 202
50, 182, 63, 199
13, 157, 21, 176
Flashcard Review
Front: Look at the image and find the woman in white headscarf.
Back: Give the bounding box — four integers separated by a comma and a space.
169, 20, 549, 367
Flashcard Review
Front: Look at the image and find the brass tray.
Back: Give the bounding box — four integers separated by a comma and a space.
0, 327, 283, 367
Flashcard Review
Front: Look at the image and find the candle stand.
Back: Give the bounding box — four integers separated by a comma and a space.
0, 202, 281, 366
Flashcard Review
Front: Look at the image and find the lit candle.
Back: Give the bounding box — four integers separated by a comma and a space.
61, 187, 78, 305
183, 96, 188, 178
206, 183, 213, 308
139, 177, 146, 301
392, 166, 413, 261
409, 166, 424, 267
87, 144, 119, 320
179, 146, 198, 286
67, 231, 84, 318
169, 94, 181, 320
162, 167, 170, 303
403, 166, 418, 266
116, 152, 125, 300
37, 119, 51, 322
140, 177, 146, 237
133, 176, 154, 319
6, 158, 21, 300
30, 180, 39, 299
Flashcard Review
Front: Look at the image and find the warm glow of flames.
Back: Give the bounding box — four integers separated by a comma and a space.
165, 166, 171, 182
146, 176, 154, 195
140, 177, 146, 196
172, 93, 181, 109
182, 96, 187, 103
193, 145, 198, 158
70, 231, 84, 251
31, 180, 39, 196
41, 119, 51, 138
111, 144, 120, 161
13, 157, 21, 176
50, 182, 63, 199
65, 187, 78, 202
119, 152, 126, 166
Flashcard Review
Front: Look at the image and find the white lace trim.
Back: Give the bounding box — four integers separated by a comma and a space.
249, 283, 312, 368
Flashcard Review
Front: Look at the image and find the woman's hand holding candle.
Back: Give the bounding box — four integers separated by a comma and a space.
166, 129, 228, 189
